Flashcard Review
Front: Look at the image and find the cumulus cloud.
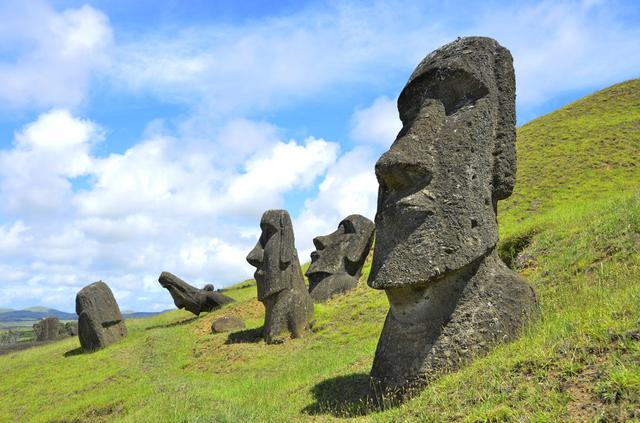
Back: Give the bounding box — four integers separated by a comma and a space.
0, 109, 102, 217
0, 1, 112, 110
0, 109, 339, 311
223, 138, 339, 216
350, 96, 401, 147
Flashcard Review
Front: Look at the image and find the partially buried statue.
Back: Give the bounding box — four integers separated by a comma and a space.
76, 281, 128, 352
305, 214, 375, 302
368, 37, 539, 399
33, 317, 66, 342
246, 209, 314, 343
158, 272, 234, 316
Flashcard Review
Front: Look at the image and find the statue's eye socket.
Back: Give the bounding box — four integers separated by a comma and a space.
340, 221, 356, 234
377, 161, 432, 194
260, 223, 277, 246
399, 68, 489, 118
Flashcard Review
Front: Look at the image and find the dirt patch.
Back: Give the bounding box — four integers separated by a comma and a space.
194, 299, 263, 337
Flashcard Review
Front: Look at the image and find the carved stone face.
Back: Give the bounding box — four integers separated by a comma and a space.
369, 37, 516, 290
306, 214, 374, 290
246, 209, 297, 301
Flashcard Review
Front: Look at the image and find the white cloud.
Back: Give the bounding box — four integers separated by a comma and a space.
223, 138, 339, 216
0, 109, 101, 216
0, 2, 112, 110
0, 109, 340, 311
109, 2, 443, 116
350, 96, 401, 147
294, 146, 379, 260
468, 0, 640, 111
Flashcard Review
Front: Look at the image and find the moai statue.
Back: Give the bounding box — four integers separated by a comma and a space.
368, 37, 539, 399
158, 272, 234, 316
76, 281, 127, 352
246, 209, 314, 344
305, 214, 375, 302
33, 317, 66, 342
76, 281, 128, 352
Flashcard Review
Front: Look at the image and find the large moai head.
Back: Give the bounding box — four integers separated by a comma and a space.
75, 281, 127, 352
369, 36, 516, 290
306, 214, 375, 301
158, 271, 234, 316
246, 209, 302, 301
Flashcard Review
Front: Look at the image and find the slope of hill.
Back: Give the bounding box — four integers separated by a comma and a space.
499, 79, 640, 232
0, 80, 638, 422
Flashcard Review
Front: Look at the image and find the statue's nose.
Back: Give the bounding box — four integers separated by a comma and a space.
313, 236, 328, 250
246, 243, 263, 267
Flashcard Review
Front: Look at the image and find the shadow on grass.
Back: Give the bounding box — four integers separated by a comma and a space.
224, 327, 263, 344
145, 316, 199, 331
302, 373, 374, 417
64, 347, 84, 357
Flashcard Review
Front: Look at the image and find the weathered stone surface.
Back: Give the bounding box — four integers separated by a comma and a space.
306, 214, 374, 302
76, 281, 127, 352
211, 316, 246, 333
368, 37, 539, 399
33, 317, 66, 341
246, 209, 314, 343
158, 272, 234, 315
65, 321, 78, 336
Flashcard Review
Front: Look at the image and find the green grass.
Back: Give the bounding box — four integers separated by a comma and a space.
0, 79, 639, 422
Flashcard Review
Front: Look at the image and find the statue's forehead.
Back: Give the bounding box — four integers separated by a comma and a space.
260, 216, 279, 229
405, 40, 498, 95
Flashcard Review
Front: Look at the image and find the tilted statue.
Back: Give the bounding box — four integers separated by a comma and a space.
246, 209, 314, 343
158, 271, 234, 316
305, 214, 375, 302
76, 281, 128, 352
368, 37, 539, 399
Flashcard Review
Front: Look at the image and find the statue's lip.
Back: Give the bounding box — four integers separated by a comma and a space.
306, 270, 332, 278
310, 251, 320, 261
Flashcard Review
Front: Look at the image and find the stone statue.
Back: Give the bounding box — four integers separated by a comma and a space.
368, 37, 539, 399
305, 214, 375, 302
158, 272, 234, 316
33, 317, 66, 342
76, 281, 128, 352
246, 209, 314, 343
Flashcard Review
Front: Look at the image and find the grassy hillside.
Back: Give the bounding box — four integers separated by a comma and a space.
499, 79, 640, 232
0, 80, 639, 422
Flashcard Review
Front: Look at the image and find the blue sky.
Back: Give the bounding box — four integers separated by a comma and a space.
0, 0, 638, 312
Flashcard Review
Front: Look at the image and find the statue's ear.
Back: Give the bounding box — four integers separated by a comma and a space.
491, 45, 516, 201
279, 212, 293, 266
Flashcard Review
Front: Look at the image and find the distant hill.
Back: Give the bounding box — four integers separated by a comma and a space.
0, 309, 76, 327
0, 307, 168, 330
23, 306, 51, 313
0, 308, 13, 314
